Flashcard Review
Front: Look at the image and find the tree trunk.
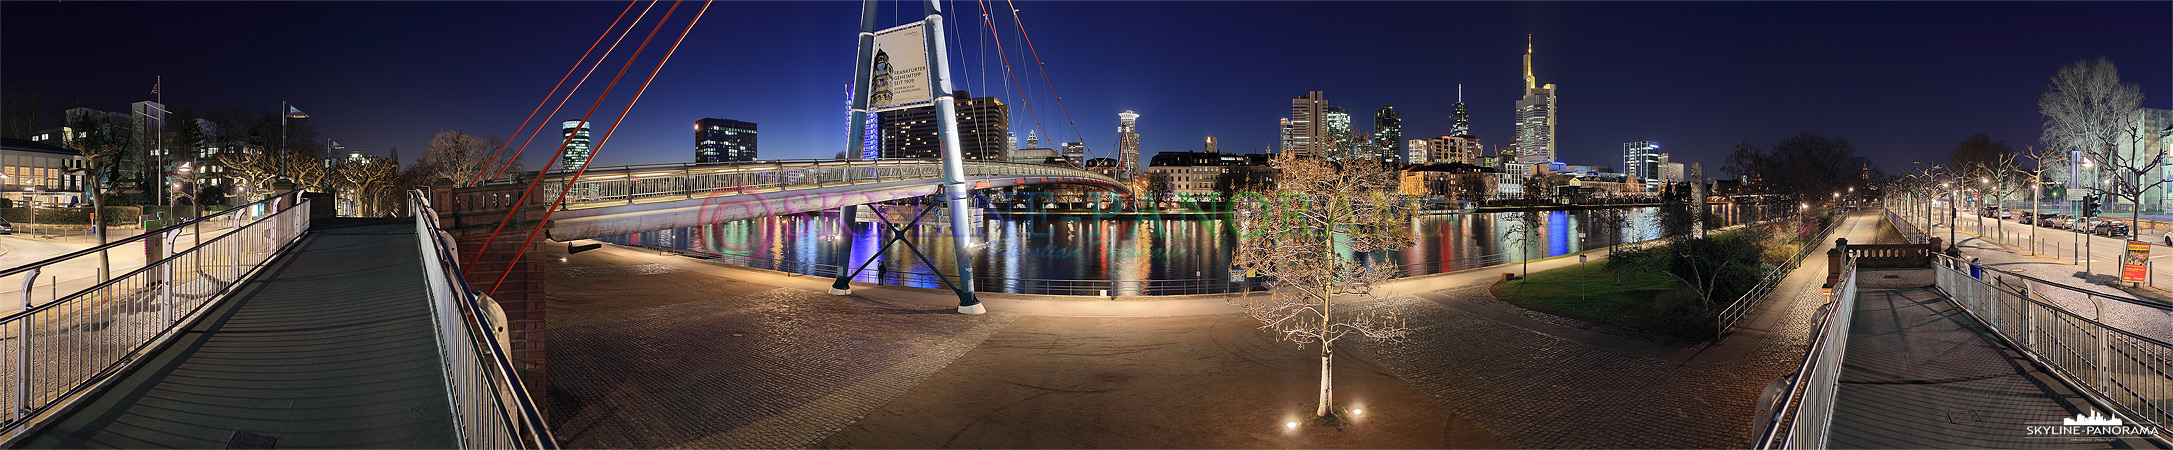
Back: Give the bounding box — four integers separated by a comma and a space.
1317, 337, 1333, 418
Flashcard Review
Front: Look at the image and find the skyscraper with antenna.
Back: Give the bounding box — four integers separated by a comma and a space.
1450, 84, 1471, 137
1512, 34, 1558, 164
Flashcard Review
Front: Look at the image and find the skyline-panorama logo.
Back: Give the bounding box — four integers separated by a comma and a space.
2026, 410, 2158, 441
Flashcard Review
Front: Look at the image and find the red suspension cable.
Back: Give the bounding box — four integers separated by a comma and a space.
973, 0, 1059, 164
1002, 0, 1092, 161
469, 0, 639, 187
467, 0, 682, 271
484, 1, 661, 183
489, 0, 712, 296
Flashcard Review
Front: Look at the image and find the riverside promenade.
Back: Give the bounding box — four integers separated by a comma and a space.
542, 211, 1893, 448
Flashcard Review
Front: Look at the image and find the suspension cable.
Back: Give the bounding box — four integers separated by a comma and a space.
973, 0, 1058, 164
469, 0, 640, 187
489, 0, 712, 297
484, 1, 661, 183
467, 0, 681, 269
1002, 0, 1093, 163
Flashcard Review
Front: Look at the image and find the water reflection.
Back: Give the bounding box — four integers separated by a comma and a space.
599, 206, 1758, 295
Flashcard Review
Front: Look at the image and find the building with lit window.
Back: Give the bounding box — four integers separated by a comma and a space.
1285, 91, 1326, 157
1512, 36, 1558, 165
1430, 135, 1482, 165
1407, 139, 1430, 164
559, 120, 592, 171
0, 138, 89, 206
1623, 141, 1660, 184
695, 118, 757, 163
875, 90, 1009, 161
1373, 105, 1402, 164
1116, 110, 1141, 182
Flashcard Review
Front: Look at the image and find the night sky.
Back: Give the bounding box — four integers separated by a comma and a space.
4, 1, 2167, 177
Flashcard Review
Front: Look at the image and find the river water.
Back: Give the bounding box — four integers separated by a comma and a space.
597, 205, 1771, 295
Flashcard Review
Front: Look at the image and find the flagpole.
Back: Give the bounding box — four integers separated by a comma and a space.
281, 100, 288, 184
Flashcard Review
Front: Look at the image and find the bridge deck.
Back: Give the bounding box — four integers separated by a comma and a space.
1831, 278, 2161, 449
15, 219, 456, 448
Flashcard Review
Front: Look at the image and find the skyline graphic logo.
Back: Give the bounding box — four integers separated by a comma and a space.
2063, 411, 2123, 426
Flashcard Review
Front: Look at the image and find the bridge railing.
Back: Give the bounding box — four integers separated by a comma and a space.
1752, 255, 1858, 449
1932, 255, 2173, 438
1, 193, 310, 439
409, 189, 556, 449
540, 159, 1123, 210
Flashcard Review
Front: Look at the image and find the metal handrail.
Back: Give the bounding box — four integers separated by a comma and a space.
1886, 207, 1928, 245
1932, 254, 2173, 440
1753, 257, 1858, 449
1718, 214, 1844, 333
538, 159, 1127, 211
2, 192, 310, 439
410, 189, 557, 449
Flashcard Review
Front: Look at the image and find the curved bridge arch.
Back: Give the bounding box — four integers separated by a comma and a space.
538, 159, 1128, 241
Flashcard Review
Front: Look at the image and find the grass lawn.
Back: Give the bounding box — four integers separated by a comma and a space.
1494, 260, 1713, 341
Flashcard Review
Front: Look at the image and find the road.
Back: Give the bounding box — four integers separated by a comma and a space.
1896, 206, 2173, 343
1899, 206, 2173, 282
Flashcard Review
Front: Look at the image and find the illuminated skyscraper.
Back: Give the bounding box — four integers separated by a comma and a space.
1450, 84, 1471, 137
1323, 106, 1352, 158
1512, 35, 1558, 164
1116, 110, 1141, 182
875, 90, 1009, 160
695, 118, 756, 163
1408, 139, 1430, 164
1287, 91, 1326, 157
558, 120, 591, 172
1623, 141, 1660, 183
1373, 105, 1402, 164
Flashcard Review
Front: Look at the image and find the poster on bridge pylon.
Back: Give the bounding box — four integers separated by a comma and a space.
867, 22, 932, 112
2123, 240, 2151, 283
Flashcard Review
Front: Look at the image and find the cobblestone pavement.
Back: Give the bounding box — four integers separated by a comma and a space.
546, 249, 1017, 449
1331, 211, 1893, 448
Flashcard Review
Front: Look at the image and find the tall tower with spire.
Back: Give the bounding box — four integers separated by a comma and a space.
1450, 84, 1471, 137
1512, 34, 1558, 165
1115, 110, 1141, 182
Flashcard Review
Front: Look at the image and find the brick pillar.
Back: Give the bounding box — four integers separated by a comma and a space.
1824, 237, 1848, 288
432, 180, 550, 403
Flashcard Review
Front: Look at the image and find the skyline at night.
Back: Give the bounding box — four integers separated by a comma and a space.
4, 1, 2167, 176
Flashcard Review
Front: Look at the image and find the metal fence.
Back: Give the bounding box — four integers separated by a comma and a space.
1932, 255, 2173, 437
1753, 256, 1859, 449
539, 159, 1124, 210
410, 190, 556, 449
0, 193, 309, 439
1886, 207, 1928, 245
1717, 215, 1844, 334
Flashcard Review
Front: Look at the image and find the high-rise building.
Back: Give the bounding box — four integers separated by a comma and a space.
1287, 91, 1326, 157
1451, 84, 1471, 137
1205, 136, 1219, 154
559, 120, 592, 171
875, 90, 1010, 160
695, 118, 757, 163
1116, 110, 1141, 182
1373, 105, 1402, 164
1062, 142, 1086, 167
1025, 130, 1040, 149
1278, 118, 1292, 153
1408, 139, 1430, 164
1512, 35, 1558, 165
1622, 141, 1659, 182
1323, 107, 1353, 158
1430, 135, 1482, 165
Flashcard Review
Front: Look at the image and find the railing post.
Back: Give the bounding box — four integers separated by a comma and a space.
17, 266, 37, 422
160, 229, 180, 327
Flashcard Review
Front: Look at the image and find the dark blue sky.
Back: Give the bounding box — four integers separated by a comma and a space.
4, 1, 2167, 177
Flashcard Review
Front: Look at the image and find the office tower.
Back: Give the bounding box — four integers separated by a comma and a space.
1373, 105, 1402, 164
560, 120, 592, 171
1323, 107, 1352, 159
1025, 130, 1040, 149
1622, 141, 1659, 182
874, 90, 1010, 160
1512, 35, 1558, 164
1278, 118, 1292, 153
1430, 135, 1482, 165
695, 118, 757, 163
1062, 142, 1085, 166
1450, 84, 1471, 137
1116, 110, 1141, 182
1205, 136, 1219, 153
1287, 91, 1326, 157
1408, 139, 1430, 164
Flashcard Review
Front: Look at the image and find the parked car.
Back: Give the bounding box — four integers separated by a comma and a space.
0, 217, 12, 234
2048, 214, 2076, 229
2020, 213, 2036, 225
2091, 220, 2130, 237
2163, 230, 2173, 246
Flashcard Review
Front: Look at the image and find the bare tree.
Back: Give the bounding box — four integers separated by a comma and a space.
335, 156, 399, 217
1951, 134, 2017, 239
423, 130, 491, 187
2040, 57, 2150, 232
1232, 151, 1412, 420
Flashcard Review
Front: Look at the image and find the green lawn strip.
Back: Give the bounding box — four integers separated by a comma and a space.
1494, 261, 1710, 340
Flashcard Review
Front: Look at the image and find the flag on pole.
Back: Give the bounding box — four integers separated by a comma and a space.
286, 105, 309, 119
150, 82, 159, 95
330, 140, 345, 151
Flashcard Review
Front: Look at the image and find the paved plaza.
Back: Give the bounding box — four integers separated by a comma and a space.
543, 211, 1897, 448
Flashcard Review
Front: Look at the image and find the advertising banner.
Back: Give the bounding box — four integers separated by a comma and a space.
868, 22, 932, 112
2123, 240, 2151, 283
